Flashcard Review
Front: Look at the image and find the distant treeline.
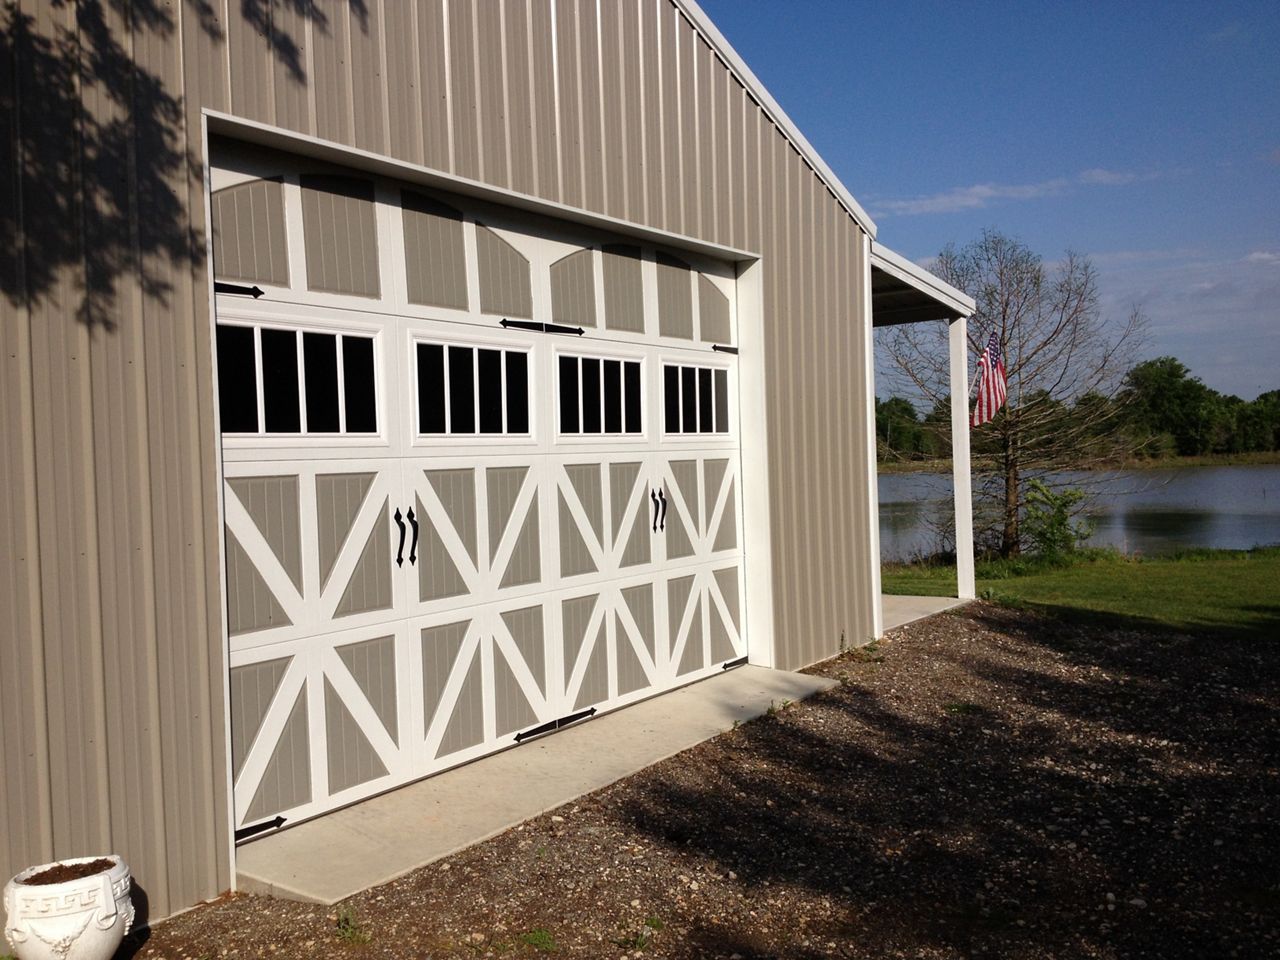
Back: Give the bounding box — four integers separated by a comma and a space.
877, 356, 1280, 462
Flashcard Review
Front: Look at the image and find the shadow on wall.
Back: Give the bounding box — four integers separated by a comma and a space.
1, 0, 363, 329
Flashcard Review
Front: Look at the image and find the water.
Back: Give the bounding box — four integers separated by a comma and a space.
878, 464, 1280, 562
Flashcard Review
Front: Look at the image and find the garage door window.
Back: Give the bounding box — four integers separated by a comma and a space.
558, 354, 642, 436
416, 341, 530, 436
215, 322, 378, 435
663, 363, 729, 435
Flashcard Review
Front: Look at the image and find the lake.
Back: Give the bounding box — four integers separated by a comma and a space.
878, 464, 1280, 562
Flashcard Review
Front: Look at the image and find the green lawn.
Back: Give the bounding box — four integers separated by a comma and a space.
883, 547, 1280, 636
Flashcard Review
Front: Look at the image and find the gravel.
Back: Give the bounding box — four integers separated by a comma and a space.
131, 601, 1279, 959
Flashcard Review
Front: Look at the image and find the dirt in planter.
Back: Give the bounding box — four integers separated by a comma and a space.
22, 859, 116, 885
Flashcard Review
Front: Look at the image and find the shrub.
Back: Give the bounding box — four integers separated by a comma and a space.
1021, 480, 1093, 561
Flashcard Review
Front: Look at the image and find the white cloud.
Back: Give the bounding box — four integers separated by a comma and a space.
1244, 251, 1280, 265
872, 169, 1157, 218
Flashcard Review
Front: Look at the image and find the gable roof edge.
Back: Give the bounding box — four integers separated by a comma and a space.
674, 0, 878, 239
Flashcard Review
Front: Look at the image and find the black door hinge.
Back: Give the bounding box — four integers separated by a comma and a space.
499, 319, 585, 336
215, 281, 266, 298
514, 707, 597, 743
235, 815, 286, 842
711, 344, 738, 355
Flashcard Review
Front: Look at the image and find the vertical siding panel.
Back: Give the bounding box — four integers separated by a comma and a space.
598, 0, 625, 219
417, 0, 451, 172
0, 0, 54, 879
183, 0, 229, 113
82, 0, 172, 911
619, 1, 645, 222
448, 0, 480, 180
554, 0, 583, 208
676, 14, 698, 236
697, 40, 716, 242
18, 0, 113, 868
504, 0, 535, 196
226, 0, 274, 123
182, 0, 235, 903
640, 0, 664, 229
528, 0, 560, 202
270, 0, 312, 135
659, 1, 682, 234
575, 0, 605, 213
348, 0, 386, 154
475, 0, 508, 188
716, 69, 733, 247
816, 182, 838, 646
383, 0, 423, 165
310, 0, 353, 144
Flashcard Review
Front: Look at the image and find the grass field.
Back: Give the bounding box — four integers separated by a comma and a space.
882, 546, 1280, 636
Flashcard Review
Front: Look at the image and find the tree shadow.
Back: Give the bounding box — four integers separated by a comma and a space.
610, 603, 1279, 957
2, 0, 359, 330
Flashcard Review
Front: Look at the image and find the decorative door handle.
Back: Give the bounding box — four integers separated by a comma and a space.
393, 508, 406, 567
658, 488, 668, 532
651, 488, 660, 532
407, 506, 419, 566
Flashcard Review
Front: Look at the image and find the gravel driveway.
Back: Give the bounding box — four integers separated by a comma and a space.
133, 601, 1278, 959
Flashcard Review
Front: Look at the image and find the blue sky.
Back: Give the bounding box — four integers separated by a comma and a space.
699, 0, 1280, 400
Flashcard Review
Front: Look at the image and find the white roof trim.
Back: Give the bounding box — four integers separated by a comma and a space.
871, 241, 976, 317
675, 0, 878, 239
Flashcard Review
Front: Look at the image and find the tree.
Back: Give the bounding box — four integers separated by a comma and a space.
878, 229, 1145, 557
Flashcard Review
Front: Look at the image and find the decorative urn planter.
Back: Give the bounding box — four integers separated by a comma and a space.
3, 855, 134, 960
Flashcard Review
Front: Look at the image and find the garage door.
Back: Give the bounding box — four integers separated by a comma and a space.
211, 147, 746, 835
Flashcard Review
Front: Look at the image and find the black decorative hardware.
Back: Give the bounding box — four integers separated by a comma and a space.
722, 656, 748, 670
234, 815, 286, 841
393, 508, 406, 567
658, 488, 668, 532
214, 281, 266, 299
711, 344, 738, 355
514, 706, 597, 743
651, 488, 660, 532
407, 506, 419, 566
499, 318, 585, 337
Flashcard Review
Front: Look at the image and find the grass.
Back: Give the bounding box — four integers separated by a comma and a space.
335, 906, 371, 945
518, 929, 556, 952
883, 546, 1280, 635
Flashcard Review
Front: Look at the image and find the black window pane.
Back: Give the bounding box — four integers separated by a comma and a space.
342, 335, 377, 433
681, 366, 697, 435
506, 351, 529, 433
698, 367, 713, 433
714, 367, 729, 434
303, 333, 340, 432
416, 342, 445, 433
478, 349, 503, 433
664, 365, 681, 433
261, 328, 301, 432
449, 345, 475, 433
603, 359, 622, 433
624, 361, 641, 433
559, 355, 579, 433
216, 324, 258, 432
581, 357, 602, 433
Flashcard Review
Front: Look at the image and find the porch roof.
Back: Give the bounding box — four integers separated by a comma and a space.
870, 241, 975, 326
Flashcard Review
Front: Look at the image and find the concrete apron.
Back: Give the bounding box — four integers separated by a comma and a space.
236, 665, 838, 904
881, 595, 969, 632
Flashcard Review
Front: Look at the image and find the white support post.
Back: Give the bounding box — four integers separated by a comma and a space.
949, 317, 976, 599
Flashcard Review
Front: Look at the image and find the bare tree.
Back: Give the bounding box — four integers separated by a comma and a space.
879, 229, 1145, 557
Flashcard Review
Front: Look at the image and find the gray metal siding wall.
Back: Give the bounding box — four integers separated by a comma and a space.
1, 0, 877, 917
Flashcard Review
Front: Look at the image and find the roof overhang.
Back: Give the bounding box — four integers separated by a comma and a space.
870, 241, 975, 326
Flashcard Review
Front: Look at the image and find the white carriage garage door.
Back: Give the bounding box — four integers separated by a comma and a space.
211, 143, 746, 835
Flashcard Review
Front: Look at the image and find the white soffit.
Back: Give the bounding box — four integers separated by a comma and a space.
870, 241, 976, 318
676, 0, 879, 239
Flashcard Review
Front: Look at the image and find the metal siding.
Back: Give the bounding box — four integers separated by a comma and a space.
417, 0, 452, 172
598, 0, 626, 221
475, 0, 508, 188
383, 1, 425, 166
504, 0, 535, 197
2, 0, 882, 917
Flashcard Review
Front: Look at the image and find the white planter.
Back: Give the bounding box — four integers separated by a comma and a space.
3, 855, 134, 960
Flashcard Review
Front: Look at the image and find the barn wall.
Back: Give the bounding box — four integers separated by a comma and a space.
0, 0, 877, 917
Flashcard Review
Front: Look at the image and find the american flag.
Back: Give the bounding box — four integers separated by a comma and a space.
971, 330, 1008, 427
